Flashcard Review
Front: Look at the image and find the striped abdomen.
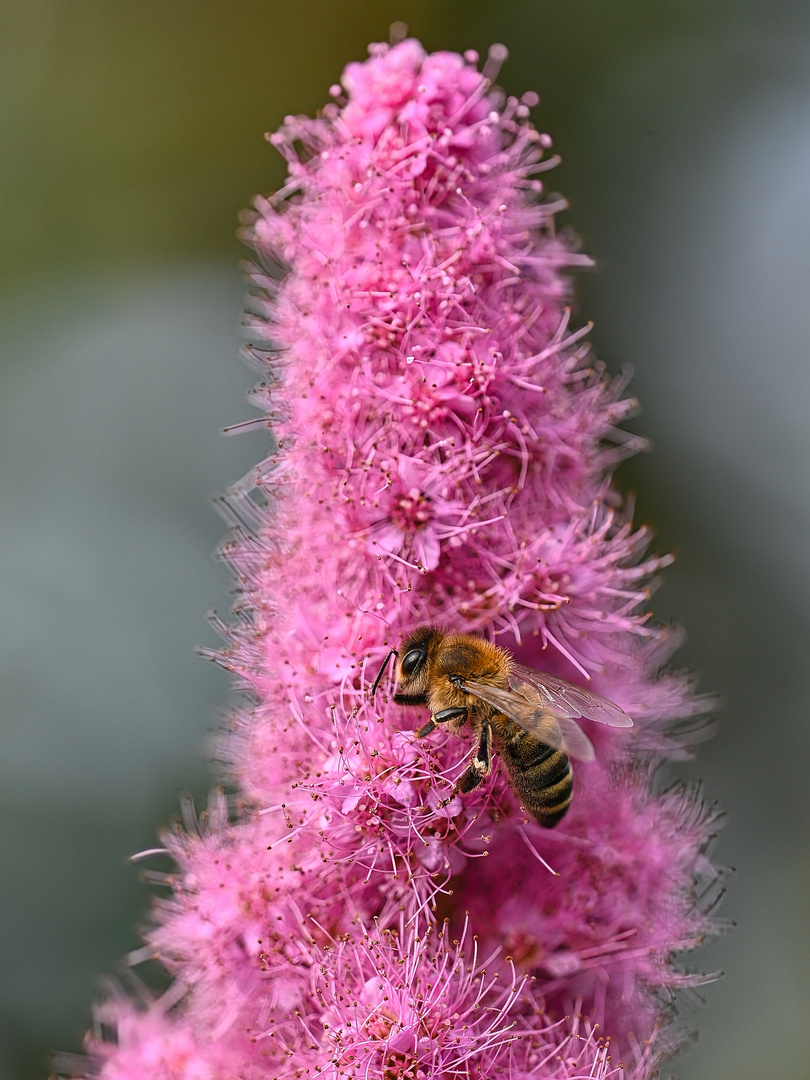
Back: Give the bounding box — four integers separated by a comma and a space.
496, 727, 573, 828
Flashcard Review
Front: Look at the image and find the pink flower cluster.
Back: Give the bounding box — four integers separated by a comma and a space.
79, 39, 723, 1080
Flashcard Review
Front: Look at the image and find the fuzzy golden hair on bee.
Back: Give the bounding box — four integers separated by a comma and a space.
379, 624, 633, 828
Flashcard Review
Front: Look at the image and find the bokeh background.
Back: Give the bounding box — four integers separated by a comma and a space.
2, 2, 809, 1077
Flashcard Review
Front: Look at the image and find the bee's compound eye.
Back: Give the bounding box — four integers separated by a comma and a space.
401, 647, 426, 677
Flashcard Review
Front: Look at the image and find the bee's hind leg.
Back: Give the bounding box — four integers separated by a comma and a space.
458, 720, 492, 794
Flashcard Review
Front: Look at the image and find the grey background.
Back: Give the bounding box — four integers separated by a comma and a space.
2, 2, 809, 1077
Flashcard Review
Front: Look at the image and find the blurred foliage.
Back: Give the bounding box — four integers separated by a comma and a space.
0, 0, 749, 292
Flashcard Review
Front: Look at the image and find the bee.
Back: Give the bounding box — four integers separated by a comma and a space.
373, 625, 633, 827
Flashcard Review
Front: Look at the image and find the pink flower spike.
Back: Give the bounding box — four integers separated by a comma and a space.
73, 36, 723, 1080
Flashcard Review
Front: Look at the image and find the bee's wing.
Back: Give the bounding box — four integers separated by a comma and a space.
508, 663, 633, 728
458, 680, 596, 762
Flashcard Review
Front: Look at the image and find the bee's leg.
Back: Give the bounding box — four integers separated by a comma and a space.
458, 720, 492, 794
417, 707, 467, 740
433, 707, 468, 725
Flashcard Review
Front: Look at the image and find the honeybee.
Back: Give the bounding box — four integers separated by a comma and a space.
373, 626, 633, 827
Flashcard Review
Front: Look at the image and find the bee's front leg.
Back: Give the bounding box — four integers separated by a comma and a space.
458, 719, 492, 794
433, 707, 468, 725
416, 706, 467, 740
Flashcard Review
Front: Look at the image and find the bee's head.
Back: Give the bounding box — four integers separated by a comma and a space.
392, 625, 444, 705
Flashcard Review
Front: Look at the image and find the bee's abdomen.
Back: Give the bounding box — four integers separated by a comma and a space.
500, 735, 573, 828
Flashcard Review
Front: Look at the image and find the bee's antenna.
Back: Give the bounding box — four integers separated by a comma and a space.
370, 649, 398, 697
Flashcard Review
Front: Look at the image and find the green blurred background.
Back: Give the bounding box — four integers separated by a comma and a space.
3, 1, 810, 1077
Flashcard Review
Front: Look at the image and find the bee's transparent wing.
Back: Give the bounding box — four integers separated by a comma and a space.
508, 663, 633, 728
457, 680, 596, 761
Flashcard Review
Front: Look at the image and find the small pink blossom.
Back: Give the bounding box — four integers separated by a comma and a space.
364, 455, 471, 571
74, 38, 721, 1080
